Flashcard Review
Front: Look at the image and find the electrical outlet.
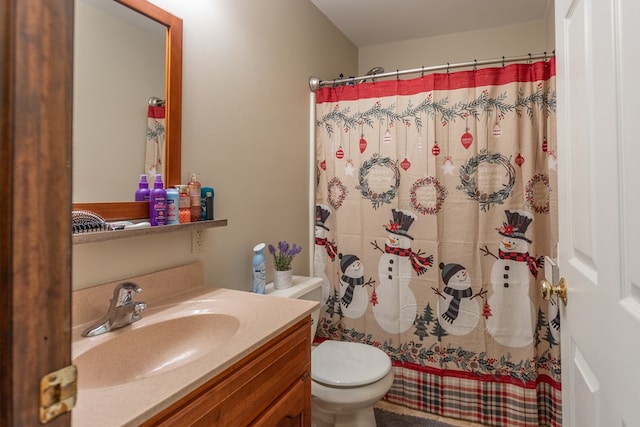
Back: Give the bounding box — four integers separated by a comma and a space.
191, 229, 206, 253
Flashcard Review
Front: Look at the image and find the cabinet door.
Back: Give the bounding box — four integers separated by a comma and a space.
251, 373, 311, 427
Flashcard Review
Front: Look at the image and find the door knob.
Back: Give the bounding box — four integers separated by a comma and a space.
540, 277, 567, 305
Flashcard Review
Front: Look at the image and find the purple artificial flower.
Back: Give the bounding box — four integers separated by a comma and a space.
270, 240, 303, 271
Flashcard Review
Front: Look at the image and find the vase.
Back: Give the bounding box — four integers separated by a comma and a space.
273, 269, 293, 290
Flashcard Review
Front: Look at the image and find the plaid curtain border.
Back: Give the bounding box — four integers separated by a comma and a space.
385, 364, 561, 427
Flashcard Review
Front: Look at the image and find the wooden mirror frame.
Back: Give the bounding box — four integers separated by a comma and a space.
73, 0, 182, 221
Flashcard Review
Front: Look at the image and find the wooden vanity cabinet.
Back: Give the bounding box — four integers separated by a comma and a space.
141, 317, 312, 427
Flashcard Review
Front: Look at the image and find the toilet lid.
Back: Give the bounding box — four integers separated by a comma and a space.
311, 341, 391, 387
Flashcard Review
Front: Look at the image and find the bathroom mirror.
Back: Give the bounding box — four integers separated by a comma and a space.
72, 0, 182, 220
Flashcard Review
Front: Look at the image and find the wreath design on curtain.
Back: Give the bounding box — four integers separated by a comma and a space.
327, 177, 349, 210
356, 154, 400, 209
457, 149, 516, 212
525, 172, 552, 214
410, 176, 448, 215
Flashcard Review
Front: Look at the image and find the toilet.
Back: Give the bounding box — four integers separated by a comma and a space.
266, 276, 394, 427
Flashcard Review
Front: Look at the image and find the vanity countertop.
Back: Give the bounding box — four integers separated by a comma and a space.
71, 264, 317, 427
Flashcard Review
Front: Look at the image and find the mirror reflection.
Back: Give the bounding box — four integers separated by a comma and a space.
73, 0, 166, 203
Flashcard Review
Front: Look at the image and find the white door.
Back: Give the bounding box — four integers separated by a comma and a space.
555, 0, 640, 426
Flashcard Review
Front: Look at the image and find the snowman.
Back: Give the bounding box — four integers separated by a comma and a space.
434, 262, 480, 335
372, 209, 433, 334
486, 210, 543, 347
314, 205, 338, 309
337, 253, 371, 319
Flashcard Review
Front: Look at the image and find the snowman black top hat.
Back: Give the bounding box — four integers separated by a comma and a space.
499, 210, 533, 243
315, 205, 331, 231
385, 208, 416, 240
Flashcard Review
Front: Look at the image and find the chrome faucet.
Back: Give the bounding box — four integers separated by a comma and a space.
82, 282, 147, 337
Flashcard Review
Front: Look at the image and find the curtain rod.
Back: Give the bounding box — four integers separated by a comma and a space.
308, 51, 554, 92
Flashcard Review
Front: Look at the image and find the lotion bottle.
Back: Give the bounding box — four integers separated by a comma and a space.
252, 243, 266, 294
135, 174, 150, 201
188, 173, 201, 222
149, 174, 167, 226
176, 185, 191, 223
165, 187, 179, 225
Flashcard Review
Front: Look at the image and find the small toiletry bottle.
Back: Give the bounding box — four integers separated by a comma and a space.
252, 243, 266, 294
135, 174, 150, 202
166, 187, 179, 225
188, 173, 201, 222
176, 185, 191, 223
201, 186, 214, 220
149, 174, 167, 226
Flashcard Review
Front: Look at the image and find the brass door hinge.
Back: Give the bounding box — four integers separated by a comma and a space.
39, 365, 77, 424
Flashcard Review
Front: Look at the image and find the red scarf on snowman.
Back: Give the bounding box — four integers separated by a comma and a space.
498, 249, 542, 278
384, 245, 433, 276
315, 237, 338, 260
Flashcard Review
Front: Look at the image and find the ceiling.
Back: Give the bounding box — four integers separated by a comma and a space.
310, 0, 551, 48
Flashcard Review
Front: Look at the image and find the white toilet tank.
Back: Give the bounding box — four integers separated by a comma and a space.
265, 276, 323, 341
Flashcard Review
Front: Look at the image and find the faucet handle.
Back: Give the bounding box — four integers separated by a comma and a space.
132, 302, 147, 322
112, 282, 142, 306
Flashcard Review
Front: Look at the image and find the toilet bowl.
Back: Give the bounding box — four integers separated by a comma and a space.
266, 277, 394, 427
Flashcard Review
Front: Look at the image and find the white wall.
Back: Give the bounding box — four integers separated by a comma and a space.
545, 0, 555, 52
358, 20, 549, 76
72, 0, 357, 291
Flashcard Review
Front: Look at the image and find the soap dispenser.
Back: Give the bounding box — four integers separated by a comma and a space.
149, 174, 167, 226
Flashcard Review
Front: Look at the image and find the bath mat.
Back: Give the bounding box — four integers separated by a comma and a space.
374, 407, 457, 427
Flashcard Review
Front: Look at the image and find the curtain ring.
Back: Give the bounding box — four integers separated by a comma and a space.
421, 66, 424, 78
396, 69, 400, 80
528, 53, 532, 64
502, 56, 505, 67
446, 63, 450, 73
473, 59, 477, 71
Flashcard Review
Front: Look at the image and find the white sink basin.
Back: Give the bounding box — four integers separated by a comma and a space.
74, 311, 240, 389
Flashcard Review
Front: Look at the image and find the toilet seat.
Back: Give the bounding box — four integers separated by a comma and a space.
312, 340, 391, 387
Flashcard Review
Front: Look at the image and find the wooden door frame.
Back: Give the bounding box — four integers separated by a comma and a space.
1, 0, 73, 425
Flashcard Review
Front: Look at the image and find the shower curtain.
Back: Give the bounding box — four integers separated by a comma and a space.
314, 58, 560, 427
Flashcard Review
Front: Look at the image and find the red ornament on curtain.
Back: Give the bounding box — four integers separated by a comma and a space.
515, 153, 525, 166
431, 143, 441, 156
483, 301, 492, 319
359, 136, 368, 153
400, 158, 411, 171
542, 137, 548, 152
320, 159, 326, 170
461, 130, 473, 149
336, 147, 344, 159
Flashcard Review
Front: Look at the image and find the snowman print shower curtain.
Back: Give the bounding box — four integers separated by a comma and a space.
314, 58, 560, 427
